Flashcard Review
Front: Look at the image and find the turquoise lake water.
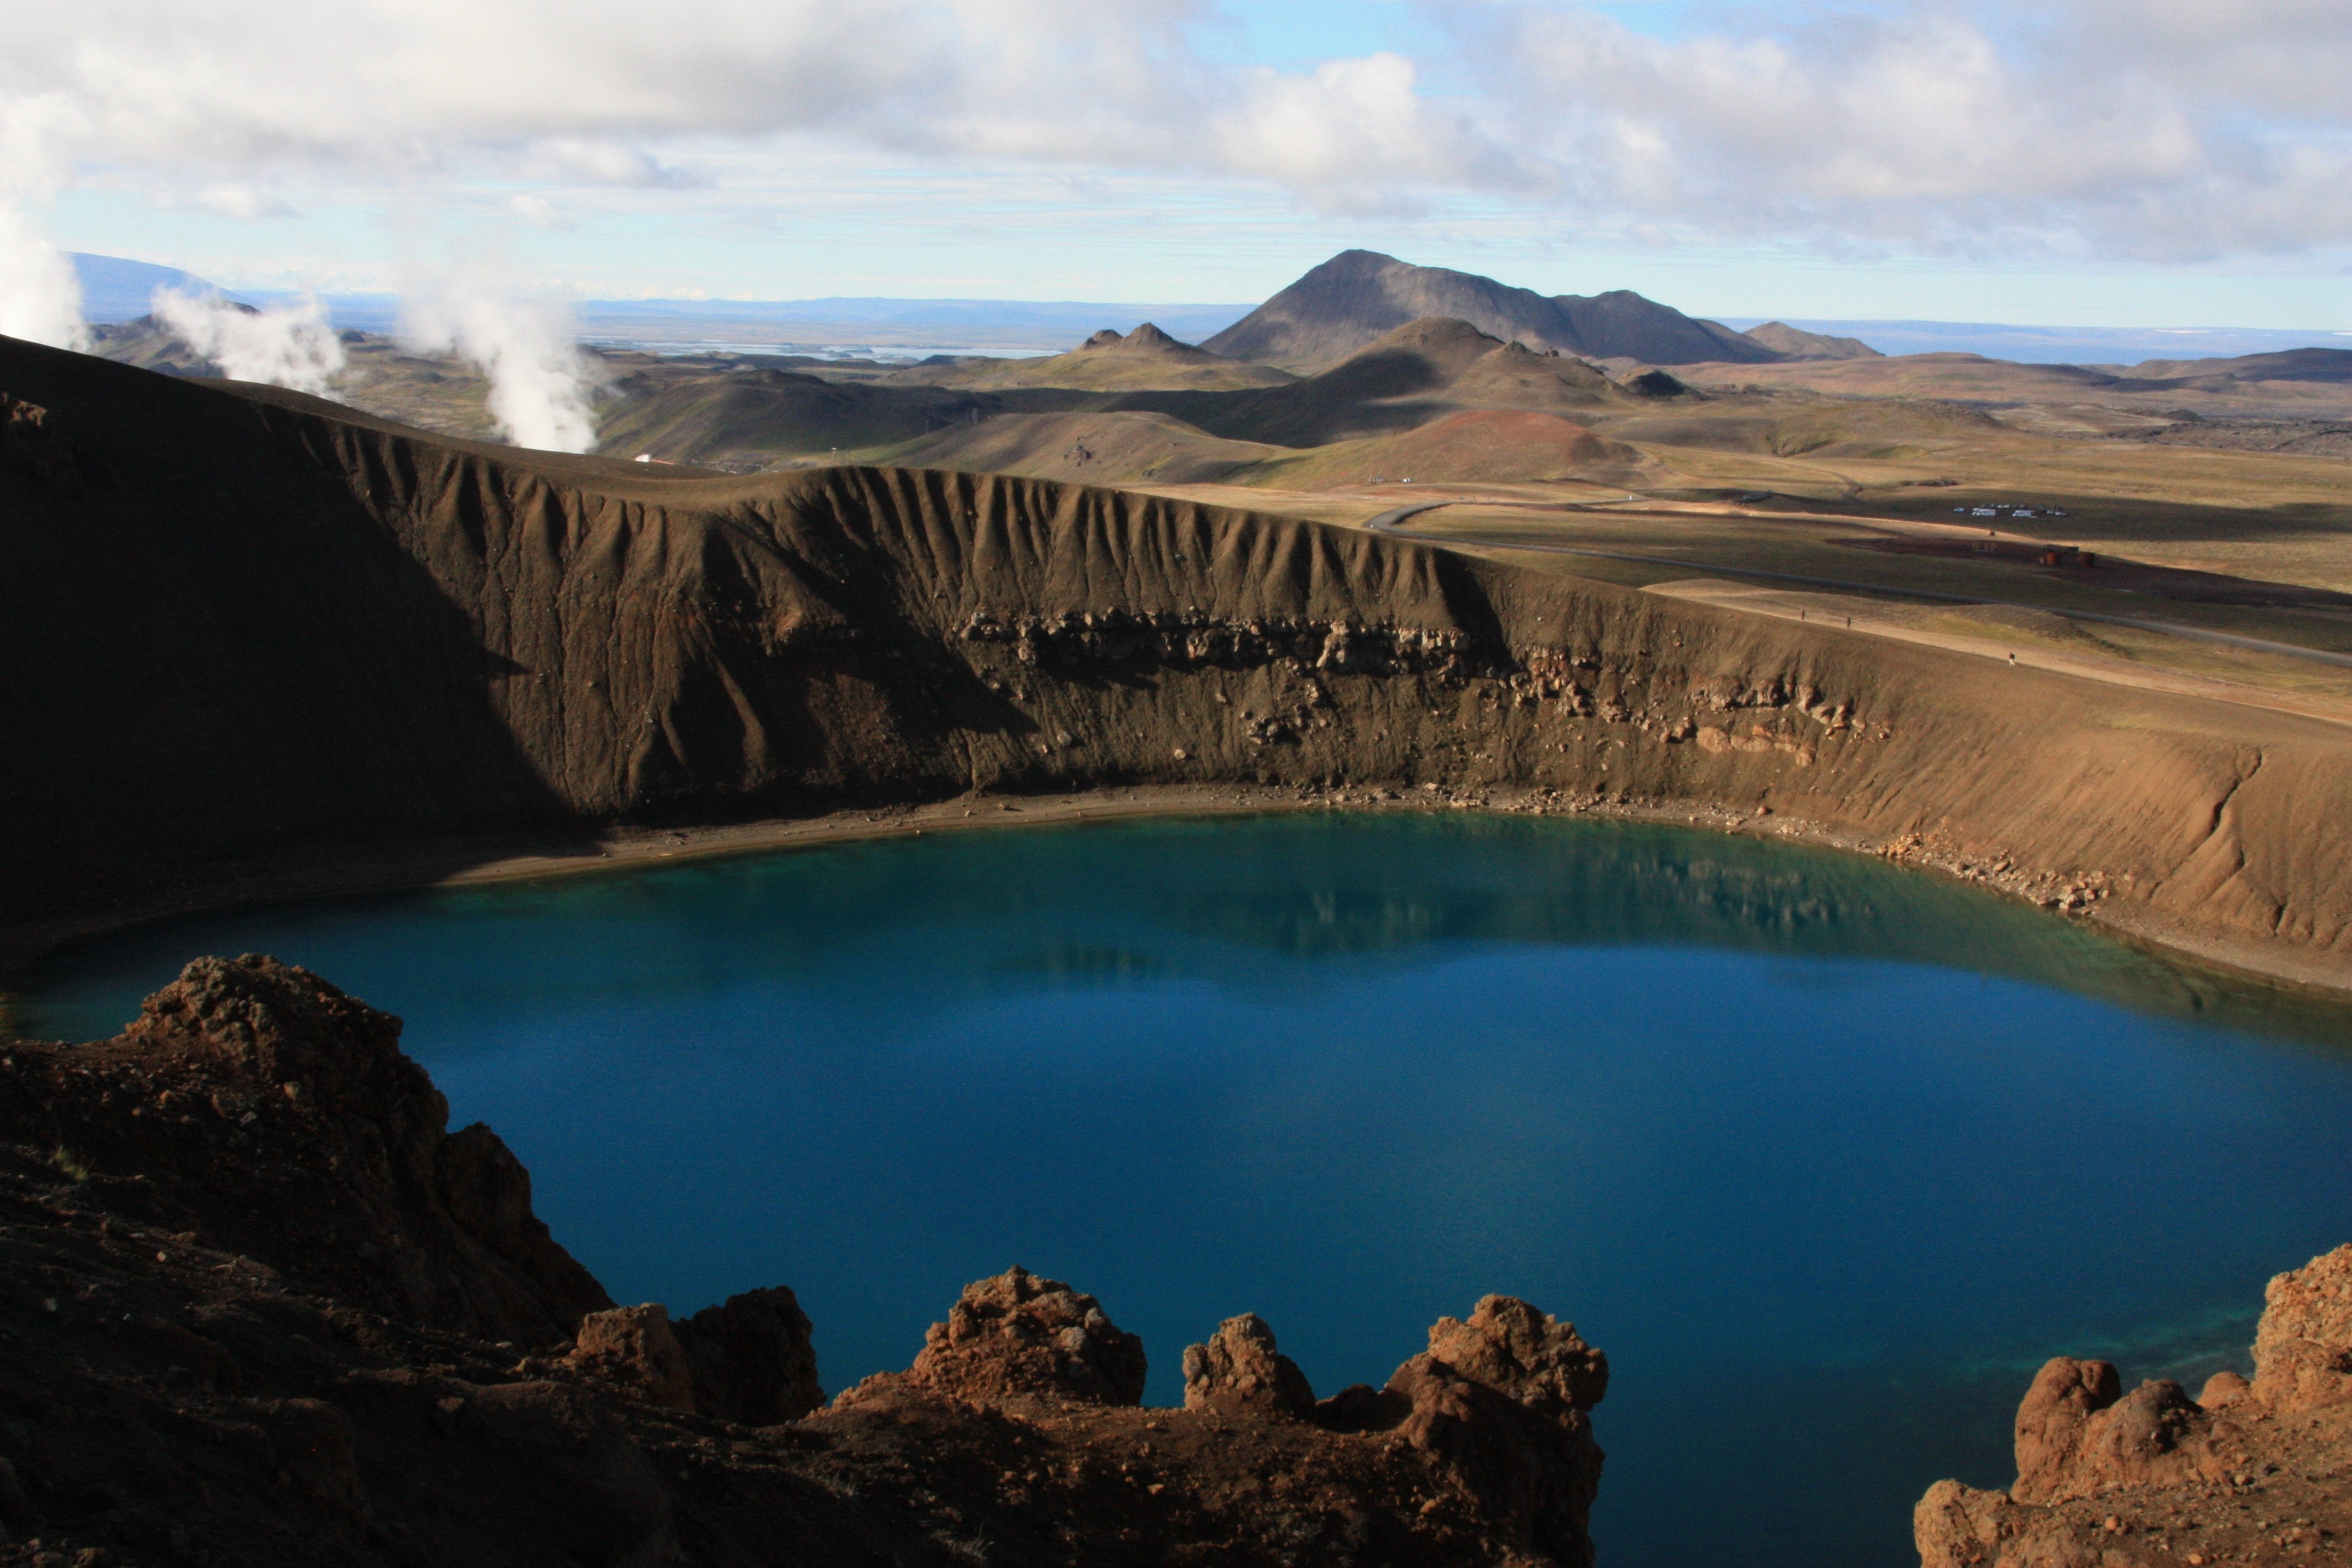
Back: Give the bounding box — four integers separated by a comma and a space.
20, 813, 2352, 1567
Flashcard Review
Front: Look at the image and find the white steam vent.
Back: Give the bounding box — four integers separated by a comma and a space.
153, 289, 346, 396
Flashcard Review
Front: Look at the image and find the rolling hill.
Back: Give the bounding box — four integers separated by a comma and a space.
1158, 318, 1642, 451
595, 361, 1002, 470
1741, 322, 1883, 361
1241, 409, 1652, 488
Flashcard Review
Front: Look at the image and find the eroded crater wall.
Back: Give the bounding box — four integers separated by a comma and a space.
4, 335, 2348, 976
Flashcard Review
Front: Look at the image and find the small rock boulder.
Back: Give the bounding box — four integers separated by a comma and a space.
1417, 1294, 1610, 1418
674, 1286, 823, 1425
2199, 1369, 2251, 1409
841, 1266, 1146, 1408
1182, 1313, 1315, 1418
2011, 1357, 2224, 1504
2011, 1355, 2121, 1501
264, 1397, 368, 1518
569, 1304, 696, 1412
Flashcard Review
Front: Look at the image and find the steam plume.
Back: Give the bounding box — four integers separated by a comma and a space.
0, 207, 85, 350
153, 288, 345, 395
401, 280, 597, 453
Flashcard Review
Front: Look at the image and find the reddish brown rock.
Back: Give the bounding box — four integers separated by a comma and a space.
2253, 1240, 2352, 1411
1181, 1311, 1316, 1418
1380, 1295, 1611, 1568
1414, 1294, 1610, 1417
2197, 1369, 2251, 1409
1918, 1245, 2352, 1568
840, 1265, 1147, 1408
2010, 1355, 2121, 1500
568, 1303, 697, 1412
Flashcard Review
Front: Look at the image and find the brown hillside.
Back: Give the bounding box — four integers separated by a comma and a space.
1680, 351, 2125, 401
1245, 410, 1649, 488
1166, 319, 1633, 451
4, 333, 2349, 986
593, 362, 998, 469
2107, 347, 2352, 384
874, 409, 1281, 485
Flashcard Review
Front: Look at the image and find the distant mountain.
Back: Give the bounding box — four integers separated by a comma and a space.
1720, 319, 2352, 364
566, 296, 1256, 353
71, 253, 246, 323
2104, 347, 2352, 385
885, 323, 1295, 392
1740, 322, 1882, 361
1202, 251, 1782, 371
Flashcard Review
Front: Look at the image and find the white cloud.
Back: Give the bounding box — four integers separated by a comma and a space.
0, 0, 2346, 323
522, 139, 699, 189
1477, 1, 2352, 259
194, 184, 300, 219
0, 1, 1526, 208
507, 193, 570, 230
1213, 53, 1544, 215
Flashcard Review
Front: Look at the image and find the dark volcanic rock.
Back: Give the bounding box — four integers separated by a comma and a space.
674, 1285, 823, 1424
36, 954, 611, 1343
0, 965, 1624, 1566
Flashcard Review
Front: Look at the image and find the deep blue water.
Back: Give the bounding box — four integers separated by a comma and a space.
19, 814, 2352, 1567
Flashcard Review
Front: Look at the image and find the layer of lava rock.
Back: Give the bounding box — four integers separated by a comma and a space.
0, 955, 1612, 1567
1917, 1245, 2352, 1567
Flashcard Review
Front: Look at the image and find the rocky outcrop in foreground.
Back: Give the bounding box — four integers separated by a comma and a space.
0, 956, 1608, 1566
1917, 1245, 2352, 1566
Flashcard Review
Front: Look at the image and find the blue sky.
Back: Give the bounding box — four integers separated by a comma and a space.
7, 0, 2351, 330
